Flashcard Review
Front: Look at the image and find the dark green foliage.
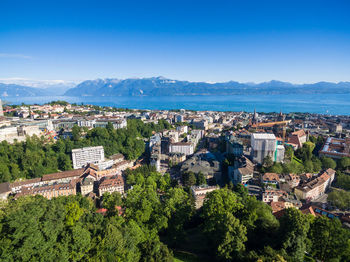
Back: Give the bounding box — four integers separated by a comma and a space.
308, 216, 350, 261
321, 157, 337, 169
0, 157, 347, 261
182, 172, 197, 187
336, 171, 350, 190
327, 189, 350, 210
338, 157, 350, 171
279, 208, 310, 262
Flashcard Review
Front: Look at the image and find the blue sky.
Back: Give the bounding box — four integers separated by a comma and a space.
0, 0, 349, 83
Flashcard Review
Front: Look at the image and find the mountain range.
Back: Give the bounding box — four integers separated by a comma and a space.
1, 77, 350, 97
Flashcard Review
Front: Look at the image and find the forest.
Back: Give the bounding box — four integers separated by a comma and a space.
0, 166, 349, 262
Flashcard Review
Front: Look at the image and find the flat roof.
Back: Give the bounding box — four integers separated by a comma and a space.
72, 146, 104, 152
252, 133, 276, 140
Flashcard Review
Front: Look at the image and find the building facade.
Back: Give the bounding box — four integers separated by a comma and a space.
72, 146, 105, 169
251, 133, 278, 164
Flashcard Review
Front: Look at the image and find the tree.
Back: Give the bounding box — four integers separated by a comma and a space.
327, 189, 350, 210
58, 153, 72, 171
196, 172, 207, 186
338, 157, 350, 171
163, 187, 193, 246
279, 208, 310, 262
139, 239, 174, 262
71, 125, 82, 141
302, 142, 315, 161
336, 172, 350, 190
321, 157, 336, 169
263, 156, 273, 169
215, 212, 247, 260
308, 216, 350, 261
268, 163, 283, 174
201, 189, 248, 259
123, 185, 167, 235
284, 146, 294, 161
65, 201, 84, 227
181, 172, 196, 187
304, 160, 314, 173
283, 161, 304, 174
102, 192, 122, 216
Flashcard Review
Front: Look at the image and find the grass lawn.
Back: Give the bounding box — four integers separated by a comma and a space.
168, 226, 213, 262
173, 250, 201, 262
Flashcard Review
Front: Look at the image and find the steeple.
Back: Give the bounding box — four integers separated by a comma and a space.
0, 99, 3, 117
252, 108, 258, 124
278, 109, 285, 121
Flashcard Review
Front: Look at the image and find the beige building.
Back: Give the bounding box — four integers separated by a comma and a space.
98, 176, 124, 196
15, 181, 77, 200
191, 185, 219, 209
294, 169, 335, 201
80, 177, 95, 196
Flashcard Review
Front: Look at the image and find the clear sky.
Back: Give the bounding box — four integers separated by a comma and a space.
0, 0, 350, 83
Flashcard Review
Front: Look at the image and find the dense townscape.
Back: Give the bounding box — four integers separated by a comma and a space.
0, 100, 349, 261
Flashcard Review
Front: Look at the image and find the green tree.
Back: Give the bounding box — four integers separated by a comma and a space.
279, 208, 310, 262
71, 125, 82, 141
102, 192, 122, 216
201, 189, 247, 259
327, 189, 350, 210
308, 216, 350, 261
181, 172, 197, 187
65, 201, 84, 226
321, 157, 336, 169
336, 172, 350, 190
263, 155, 273, 169
58, 153, 72, 170
196, 172, 207, 186
163, 187, 193, 245
338, 157, 350, 171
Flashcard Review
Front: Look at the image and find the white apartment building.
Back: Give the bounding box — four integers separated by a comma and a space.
251, 133, 278, 164
176, 125, 188, 134
169, 142, 194, 155
72, 146, 105, 169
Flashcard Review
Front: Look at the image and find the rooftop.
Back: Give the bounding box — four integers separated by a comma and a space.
252, 133, 276, 140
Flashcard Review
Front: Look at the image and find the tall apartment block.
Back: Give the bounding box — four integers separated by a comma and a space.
72, 146, 105, 169
251, 133, 277, 164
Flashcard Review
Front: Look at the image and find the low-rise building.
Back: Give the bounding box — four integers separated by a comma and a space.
98, 176, 125, 196
15, 181, 77, 200
191, 185, 219, 209
288, 130, 307, 149
261, 173, 280, 186
80, 177, 95, 196
262, 189, 287, 203
229, 156, 254, 184
294, 169, 335, 201
319, 137, 350, 160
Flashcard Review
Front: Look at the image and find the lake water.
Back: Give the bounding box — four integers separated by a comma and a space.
3, 94, 350, 115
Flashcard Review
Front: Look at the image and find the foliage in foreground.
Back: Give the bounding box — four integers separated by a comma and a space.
0, 168, 349, 262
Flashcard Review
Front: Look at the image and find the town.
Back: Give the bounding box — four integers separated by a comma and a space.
0, 99, 349, 261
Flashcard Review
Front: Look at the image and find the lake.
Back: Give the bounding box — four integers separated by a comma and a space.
3, 93, 350, 115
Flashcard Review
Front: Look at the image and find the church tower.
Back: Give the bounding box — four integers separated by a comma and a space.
0, 99, 3, 117
252, 108, 258, 124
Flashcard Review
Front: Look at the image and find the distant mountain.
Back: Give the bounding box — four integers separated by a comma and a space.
0, 79, 76, 95
0, 83, 48, 97
64, 77, 350, 96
